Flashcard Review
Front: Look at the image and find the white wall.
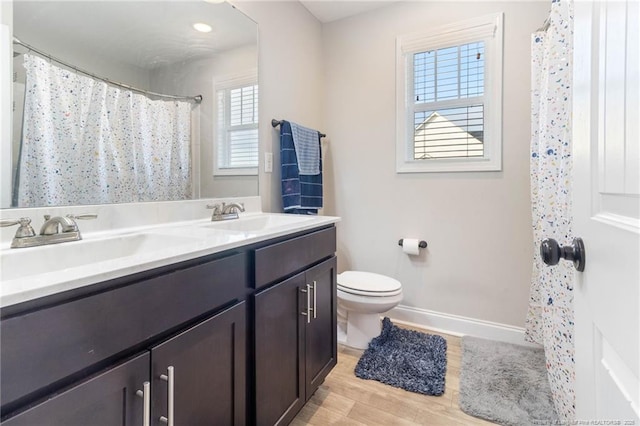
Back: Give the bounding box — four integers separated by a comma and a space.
232, 1, 324, 213
322, 2, 548, 328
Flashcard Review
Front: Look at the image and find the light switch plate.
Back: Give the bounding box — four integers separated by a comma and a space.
264, 152, 273, 173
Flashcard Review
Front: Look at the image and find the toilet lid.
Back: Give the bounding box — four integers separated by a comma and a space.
337, 271, 402, 296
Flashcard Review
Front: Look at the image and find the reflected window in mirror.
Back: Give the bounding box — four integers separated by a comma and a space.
215, 72, 259, 176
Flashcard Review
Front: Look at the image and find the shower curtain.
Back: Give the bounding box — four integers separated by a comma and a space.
526, 0, 574, 422
16, 54, 192, 207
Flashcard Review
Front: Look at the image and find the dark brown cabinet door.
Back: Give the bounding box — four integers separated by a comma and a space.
150, 302, 246, 426
254, 256, 337, 426
304, 256, 337, 397
2, 352, 149, 426
254, 272, 306, 426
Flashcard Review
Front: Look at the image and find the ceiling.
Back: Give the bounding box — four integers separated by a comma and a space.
299, 1, 398, 23
13, 1, 257, 70
12, 0, 393, 71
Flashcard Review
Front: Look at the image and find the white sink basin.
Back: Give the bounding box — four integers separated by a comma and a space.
200, 214, 315, 232
0, 232, 200, 281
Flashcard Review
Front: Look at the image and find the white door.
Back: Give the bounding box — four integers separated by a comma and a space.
572, 0, 639, 421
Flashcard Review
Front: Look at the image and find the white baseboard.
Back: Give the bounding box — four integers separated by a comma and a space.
387, 305, 540, 347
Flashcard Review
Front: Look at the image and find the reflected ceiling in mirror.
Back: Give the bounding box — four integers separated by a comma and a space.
6, 1, 258, 209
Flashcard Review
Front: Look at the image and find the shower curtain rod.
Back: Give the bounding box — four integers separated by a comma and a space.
13, 37, 203, 104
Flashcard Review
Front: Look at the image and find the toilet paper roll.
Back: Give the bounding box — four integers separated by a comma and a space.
402, 238, 421, 255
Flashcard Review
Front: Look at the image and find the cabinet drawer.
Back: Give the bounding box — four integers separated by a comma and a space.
254, 227, 336, 290
0, 252, 248, 413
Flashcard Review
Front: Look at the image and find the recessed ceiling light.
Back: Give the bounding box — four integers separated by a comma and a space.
193, 23, 213, 33
203, 0, 225, 4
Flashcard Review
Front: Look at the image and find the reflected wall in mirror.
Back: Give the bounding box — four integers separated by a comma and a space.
3, 0, 258, 208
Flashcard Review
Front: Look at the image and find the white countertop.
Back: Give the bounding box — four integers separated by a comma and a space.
0, 212, 339, 308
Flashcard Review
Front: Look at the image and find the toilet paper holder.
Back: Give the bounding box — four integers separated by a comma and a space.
398, 239, 427, 248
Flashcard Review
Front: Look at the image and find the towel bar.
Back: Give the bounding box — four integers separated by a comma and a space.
271, 119, 326, 138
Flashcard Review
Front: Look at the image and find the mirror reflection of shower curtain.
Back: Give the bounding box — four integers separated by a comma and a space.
525, 0, 574, 422
15, 54, 192, 207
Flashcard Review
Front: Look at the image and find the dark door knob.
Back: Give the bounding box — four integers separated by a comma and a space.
540, 237, 586, 272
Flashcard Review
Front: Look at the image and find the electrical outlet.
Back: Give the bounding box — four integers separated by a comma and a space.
264, 152, 273, 173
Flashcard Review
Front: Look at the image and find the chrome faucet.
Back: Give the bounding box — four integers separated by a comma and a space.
40, 215, 79, 235
1, 214, 97, 248
206, 202, 245, 221
222, 203, 245, 215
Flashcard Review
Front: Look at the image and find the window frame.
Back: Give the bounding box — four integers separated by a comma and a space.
395, 13, 504, 173
213, 70, 259, 177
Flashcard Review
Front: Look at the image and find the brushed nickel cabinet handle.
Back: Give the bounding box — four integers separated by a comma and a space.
300, 285, 311, 323
312, 280, 317, 319
135, 381, 151, 426
159, 366, 175, 426
306, 283, 312, 323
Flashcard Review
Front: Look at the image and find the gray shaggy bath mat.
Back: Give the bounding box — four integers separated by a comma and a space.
354, 317, 447, 395
460, 336, 559, 425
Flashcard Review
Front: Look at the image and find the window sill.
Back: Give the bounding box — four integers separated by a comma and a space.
396, 157, 502, 173
213, 167, 258, 177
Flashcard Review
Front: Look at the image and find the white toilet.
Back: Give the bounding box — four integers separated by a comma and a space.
337, 271, 403, 349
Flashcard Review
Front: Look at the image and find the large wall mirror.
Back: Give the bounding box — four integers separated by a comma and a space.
2, 0, 258, 209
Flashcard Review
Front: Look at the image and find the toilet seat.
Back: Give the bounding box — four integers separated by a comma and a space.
337, 271, 404, 349
337, 271, 402, 297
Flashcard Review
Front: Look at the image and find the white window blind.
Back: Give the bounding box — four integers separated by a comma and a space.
396, 13, 503, 173
216, 82, 259, 175
413, 41, 485, 159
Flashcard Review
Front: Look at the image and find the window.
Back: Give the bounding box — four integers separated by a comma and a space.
214, 72, 258, 176
396, 14, 503, 173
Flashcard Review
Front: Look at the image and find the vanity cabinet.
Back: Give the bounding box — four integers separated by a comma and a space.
1, 251, 249, 425
2, 302, 246, 426
0, 224, 337, 426
254, 228, 337, 426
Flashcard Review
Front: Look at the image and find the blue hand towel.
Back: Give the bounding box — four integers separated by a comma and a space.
280, 121, 322, 214
290, 122, 321, 175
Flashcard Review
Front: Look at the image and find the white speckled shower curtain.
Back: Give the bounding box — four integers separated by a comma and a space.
525, 0, 575, 422
16, 54, 192, 207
